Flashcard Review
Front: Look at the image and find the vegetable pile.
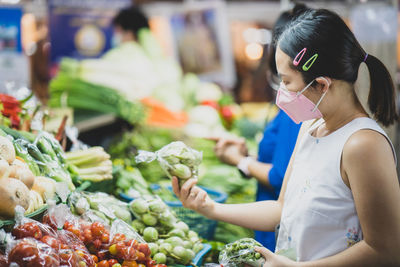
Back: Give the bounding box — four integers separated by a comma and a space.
130, 196, 204, 265
135, 141, 202, 187
0, 204, 164, 267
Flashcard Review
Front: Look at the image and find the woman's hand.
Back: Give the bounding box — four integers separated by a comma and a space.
255, 247, 298, 267
171, 177, 215, 217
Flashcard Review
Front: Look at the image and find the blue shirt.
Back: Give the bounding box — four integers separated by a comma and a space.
255, 110, 301, 251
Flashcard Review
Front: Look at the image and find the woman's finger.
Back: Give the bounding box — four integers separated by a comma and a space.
254, 246, 274, 260
171, 176, 180, 197
180, 178, 198, 200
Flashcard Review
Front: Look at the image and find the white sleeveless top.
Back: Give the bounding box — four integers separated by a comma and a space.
275, 117, 396, 261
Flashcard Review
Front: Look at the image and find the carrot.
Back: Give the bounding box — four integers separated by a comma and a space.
140, 98, 188, 128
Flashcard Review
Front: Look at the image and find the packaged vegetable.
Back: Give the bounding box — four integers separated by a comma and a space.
42, 201, 96, 266
7, 238, 60, 266
135, 141, 202, 187
214, 238, 265, 267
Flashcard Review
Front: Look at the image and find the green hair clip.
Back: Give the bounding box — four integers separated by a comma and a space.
302, 53, 318, 71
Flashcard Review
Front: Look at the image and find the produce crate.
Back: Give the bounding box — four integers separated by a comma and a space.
121, 185, 228, 240
192, 243, 212, 267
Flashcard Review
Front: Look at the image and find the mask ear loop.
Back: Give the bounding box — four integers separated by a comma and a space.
296, 79, 315, 96
311, 77, 331, 112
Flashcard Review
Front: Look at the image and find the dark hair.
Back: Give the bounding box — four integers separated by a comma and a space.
250, 3, 309, 102
278, 8, 398, 126
268, 3, 309, 75
112, 6, 149, 39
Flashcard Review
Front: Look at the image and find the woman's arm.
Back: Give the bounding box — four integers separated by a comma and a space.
171, 120, 314, 232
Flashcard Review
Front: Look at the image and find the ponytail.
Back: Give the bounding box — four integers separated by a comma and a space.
364, 54, 398, 126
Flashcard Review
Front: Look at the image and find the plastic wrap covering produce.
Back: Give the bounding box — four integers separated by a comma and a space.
68, 191, 133, 225
205, 238, 265, 267
44, 200, 158, 267
135, 141, 202, 187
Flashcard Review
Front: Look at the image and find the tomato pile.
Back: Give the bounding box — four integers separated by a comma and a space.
3, 217, 166, 267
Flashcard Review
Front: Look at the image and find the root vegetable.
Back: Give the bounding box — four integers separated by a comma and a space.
0, 136, 15, 164
9, 163, 35, 189
0, 158, 10, 178
32, 176, 57, 200
0, 178, 30, 217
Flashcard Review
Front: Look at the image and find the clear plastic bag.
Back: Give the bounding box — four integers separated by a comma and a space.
7, 238, 61, 267
42, 201, 95, 267
212, 238, 265, 267
135, 141, 202, 186
12, 206, 58, 241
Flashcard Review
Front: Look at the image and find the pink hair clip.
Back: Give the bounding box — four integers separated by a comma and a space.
293, 48, 307, 66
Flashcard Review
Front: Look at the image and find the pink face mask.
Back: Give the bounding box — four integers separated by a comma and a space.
276, 77, 329, 124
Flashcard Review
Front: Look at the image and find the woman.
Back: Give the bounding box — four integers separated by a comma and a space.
212, 4, 307, 251
173, 8, 400, 266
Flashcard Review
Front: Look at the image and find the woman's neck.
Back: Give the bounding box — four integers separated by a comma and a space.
317, 86, 368, 137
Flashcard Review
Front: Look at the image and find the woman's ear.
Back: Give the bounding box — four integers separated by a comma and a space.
315, 77, 331, 92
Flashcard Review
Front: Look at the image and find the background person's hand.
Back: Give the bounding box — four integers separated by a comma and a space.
211, 137, 248, 166
171, 177, 215, 216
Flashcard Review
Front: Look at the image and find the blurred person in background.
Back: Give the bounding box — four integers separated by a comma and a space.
112, 6, 150, 46
212, 3, 308, 252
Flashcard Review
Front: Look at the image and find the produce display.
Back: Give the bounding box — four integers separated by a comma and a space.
130, 196, 204, 265
135, 141, 202, 187
217, 238, 264, 267
0, 76, 269, 267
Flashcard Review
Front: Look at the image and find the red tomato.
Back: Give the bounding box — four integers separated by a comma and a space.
9, 239, 60, 266
91, 222, 106, 237
137, 243, 151, 257
41, 235, 60, 250
83, 229, 93, 244
91, 255, 99, 263
59, 249, 79, 266
108, 259, 118, 265
122, 260, 138, 267
112, 233, 126, 243
125, 239, 138, 249
135, 251, 146, 262
101, 233, 110, 244
98, 260, 110, 267
221, 106, 234, 121
12, 222, 43, 240
93, 239, 102, 250
42, 214, 58, 230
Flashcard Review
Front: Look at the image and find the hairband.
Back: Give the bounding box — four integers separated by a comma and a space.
293, 47, 318, 71
363, 53, 368, 63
